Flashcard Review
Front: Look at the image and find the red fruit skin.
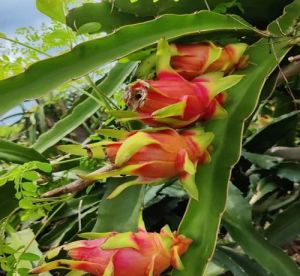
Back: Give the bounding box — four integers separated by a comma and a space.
105, 129, 205, 180
201, 93, 226, 121
170, 43, 212, 80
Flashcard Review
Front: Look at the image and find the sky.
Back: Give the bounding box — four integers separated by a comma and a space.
0, 0, 50, 36
0, 0, 50, 125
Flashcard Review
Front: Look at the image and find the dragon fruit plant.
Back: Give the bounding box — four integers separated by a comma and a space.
118, 38, 245, 128
30, 224, 192, 276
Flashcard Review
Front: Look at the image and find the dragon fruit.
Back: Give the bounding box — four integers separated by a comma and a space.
170, 42, 248, 79
30, 225, 192, 276
122, 39, 243, 128
58, 127, 214, 200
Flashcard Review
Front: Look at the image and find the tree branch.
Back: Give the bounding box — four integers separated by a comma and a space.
41, 164, 115, 197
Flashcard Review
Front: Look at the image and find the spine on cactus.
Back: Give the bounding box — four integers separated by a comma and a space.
30, 225, 192, 276
115, 38, 244, 128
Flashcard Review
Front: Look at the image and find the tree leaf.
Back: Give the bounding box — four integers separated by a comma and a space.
223, 185, 299, 276
0, 140, 47, 164
36, 0, 65, 23
265, 201, 300, 246
22, 182, 37, 192
214, 246, 267, 276
0, 12, 254, 115
67, 2, 149, 33
173, 1, 300, 275
0, 184, 18, 221
19, 252, 40, 261
33, 63, 137, 153
112, 0, 292, 26
19, 198, 34, 209
244, 111, 299, 153
77, 22, 102, 35
276, 162, 300, 182
242, 151, 283, 169
92, 178, 144, 232
6, 229, 51, 275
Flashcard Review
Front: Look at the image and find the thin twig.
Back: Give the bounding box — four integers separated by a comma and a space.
204, 0, 211, 10
288, 55, 300, 62
41, 164, 115, 197
86, 76, 117, 110
269, 37, 297, 108
277, 61, 300, 85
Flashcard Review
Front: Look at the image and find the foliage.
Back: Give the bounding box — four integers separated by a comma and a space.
0, 0, 299, 275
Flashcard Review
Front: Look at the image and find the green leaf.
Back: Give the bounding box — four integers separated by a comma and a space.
36, 0, 65, 23
19, 252, 40, 261
0, 184, 18, 220
35, 162, 52, 173
214, 249, 253, 276
77, 22, 102, 35
113, 0, 291, 26
23, 171, 39, 181
204, 261, 226, 276
66, 2, 148, 33
0, 140, 47, 164
244, 111, 300, 153
19, 198, 34, 209
249, 177, 277, 205
214, 246, 267, 276
173, 1, 300, 274
93, 178, 144, 232
276, 163, 300, 182
242, 151, 283, 169
6, 229, 51, 275
265, 202, 300, 246
223, 185, 299, 276
18, 268, 30, 276
33, 63, 136, 153
0, 12, 254, 115
22, 182, 37, 192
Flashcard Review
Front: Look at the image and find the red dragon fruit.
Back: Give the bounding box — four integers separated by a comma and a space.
121, 39, 243, 128
58, 127, 214, 200
170, 42, 248, 79
30, 225, 192, 276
